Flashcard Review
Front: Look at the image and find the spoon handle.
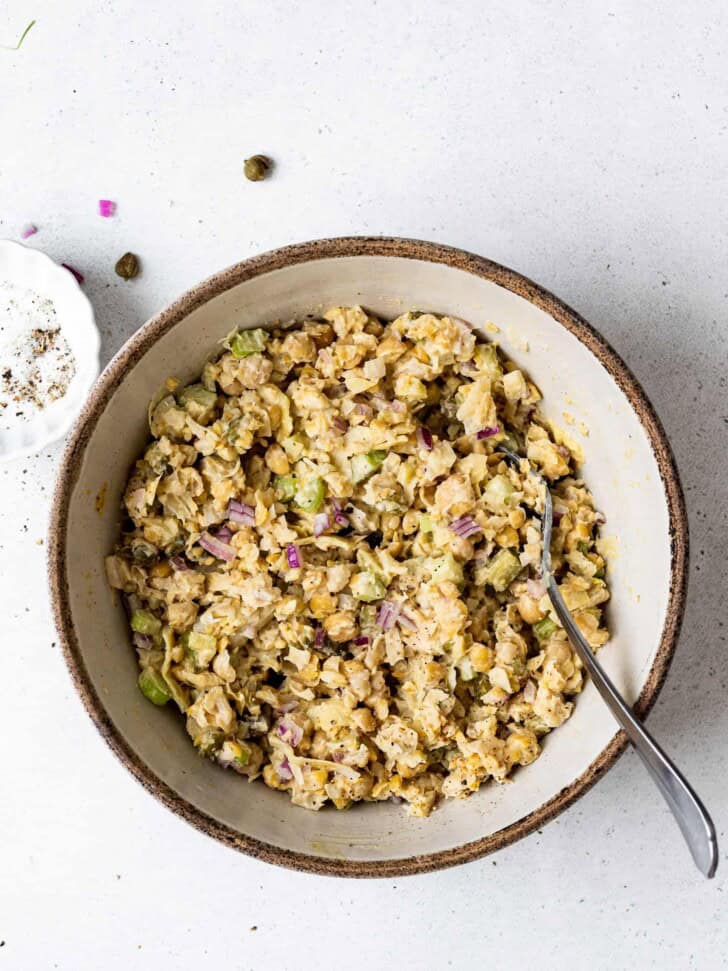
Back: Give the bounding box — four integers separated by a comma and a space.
547, 578, 718, 878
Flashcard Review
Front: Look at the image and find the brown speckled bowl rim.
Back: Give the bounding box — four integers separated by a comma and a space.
48, 237, 688, 878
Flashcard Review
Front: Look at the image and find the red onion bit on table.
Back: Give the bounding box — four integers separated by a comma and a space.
62, 263, 84, 284
417, 426, 434, 451
449, 515, 483, 539
98, 199, 116, 218
20, 224, 37, 239
476, 425, 500, 440
199, 531, 235, 562
313, 512, 330, 537
228, 498, 255, 526
376, 601, 402, 631
286, 544, 302, 569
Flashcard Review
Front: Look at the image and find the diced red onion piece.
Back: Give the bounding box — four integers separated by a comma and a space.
314, 627, 325, 648
199, 531, 235, 562
354, 402, 373, 417
332, 416, 349, 435
133, 632, 153, 649
476, 426, 500, 440
98, 199, 116, 217
21, 223, 37, 239
527, 578, 547, 599
170, 555, 189, 572
331, 498, 349, 527
277, 758, 293, 782
62, 263, 84, 284
286, 544, 301, 569
313, 512, 330, 537
332, 750, 345, 763
449, 515, 482, 539
277, 718, 303, 747
277, 701, 298, 714
228, 499, 255, 525
353, 635, 369, 646
555, 444, 571, 460
376, 601, 401, 631
417, 426, 434, 451
216, 524, 233, 544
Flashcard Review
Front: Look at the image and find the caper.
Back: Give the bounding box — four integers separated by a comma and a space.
244, 154, 272, 181
115, 252, 140, 280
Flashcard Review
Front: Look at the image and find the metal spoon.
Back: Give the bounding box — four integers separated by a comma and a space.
498, 445, 718, 878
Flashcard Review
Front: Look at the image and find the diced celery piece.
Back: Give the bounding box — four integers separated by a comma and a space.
594, 567, 606, 579
234, 744, 251, 767
295, 476, 325, 512
484, 474, 514, 511
130, 609, 162, 636
482, 549, 522, 592
351, 571, 387, 603
138, 668, 171, 705
177, 383, 217, 423
533, 616, 557, 641
473, 342, 503, 381
273, 474, 297, 502
577, 541, 590, 554
230, 328, 268, 358
358, 604, 378, 629
182, 631, 218, 668
429, 552, 464, 587
351, 450, 386, 484
419, 513, 434, 534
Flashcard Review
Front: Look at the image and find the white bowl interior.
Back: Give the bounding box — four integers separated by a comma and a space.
62, 255, 671, 863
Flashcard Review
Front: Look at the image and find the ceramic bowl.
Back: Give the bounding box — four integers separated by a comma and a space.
0, 240, 99, 462
48, 238, 687, 876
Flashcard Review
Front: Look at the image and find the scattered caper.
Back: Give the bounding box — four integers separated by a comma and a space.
115, 252, 140, 280
244, 154, 272, 181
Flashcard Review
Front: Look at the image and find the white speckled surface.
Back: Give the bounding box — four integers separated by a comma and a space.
1, 0, 726, 967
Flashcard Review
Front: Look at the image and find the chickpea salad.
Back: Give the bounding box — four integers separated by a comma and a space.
105, 307, 610, 817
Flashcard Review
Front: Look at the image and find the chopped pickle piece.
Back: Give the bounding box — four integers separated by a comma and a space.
130, 609, 162, 636
177, 383, 217, 423
428, 552, 464, 587
230, 328, 268, 358
138, 668, 171, 705
533, 616, 557, 641
295, 476, 325, 512
351, 450, 386, 483
350, 571, 387, 602
181, 631, 218, 667
273, 474, 297, 502
484, 474, 514, 512
481, 549, 522, 592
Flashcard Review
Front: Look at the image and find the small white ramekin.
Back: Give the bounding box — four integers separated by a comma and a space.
0, 239, 99, 462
